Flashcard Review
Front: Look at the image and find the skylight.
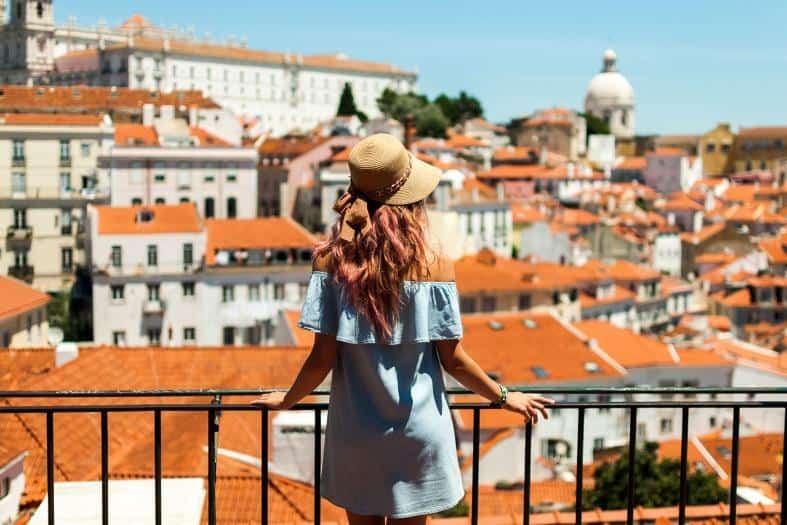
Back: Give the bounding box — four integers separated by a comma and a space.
531, 366, 549, 378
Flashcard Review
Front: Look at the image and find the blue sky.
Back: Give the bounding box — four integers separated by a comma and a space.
58, 1, 787, 134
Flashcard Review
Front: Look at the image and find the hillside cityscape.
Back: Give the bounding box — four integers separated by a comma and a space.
1, 2, 787, 524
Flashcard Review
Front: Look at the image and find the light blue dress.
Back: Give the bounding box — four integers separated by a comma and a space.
298, 270, 465, 518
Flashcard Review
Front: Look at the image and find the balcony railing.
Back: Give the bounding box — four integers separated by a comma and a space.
8, 264, 34, 282
142, 299, 166, 315
6, 225, 33, 244
0, 387, 786, 525
0, 185, 110, 201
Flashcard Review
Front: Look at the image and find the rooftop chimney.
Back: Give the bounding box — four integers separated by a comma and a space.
142, 103, 155, 126
55, 343, 79, 368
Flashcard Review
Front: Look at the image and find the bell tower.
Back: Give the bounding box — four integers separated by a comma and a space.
0, 0, 54, 82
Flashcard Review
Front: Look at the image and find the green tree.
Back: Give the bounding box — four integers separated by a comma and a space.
415, 103, 449, 138
337, 82, 359, 117
454, 90, 484, 123
376, 88, 399, 116
390, 92, 429, 123
580, 111, 611, 136
434, 94, 460, 125
583, 442, 727, 510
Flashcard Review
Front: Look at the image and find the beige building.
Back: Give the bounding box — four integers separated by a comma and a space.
0, 112, 114, 291
699, 123, 734, 176
514, 107, 587, 161
0, 274, 50, 348
732, 127, 787, 173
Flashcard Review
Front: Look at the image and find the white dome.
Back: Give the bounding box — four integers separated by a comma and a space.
585, 49, 634, 107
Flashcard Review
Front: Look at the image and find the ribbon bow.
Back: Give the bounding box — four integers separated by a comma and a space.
333, 187, 372, 242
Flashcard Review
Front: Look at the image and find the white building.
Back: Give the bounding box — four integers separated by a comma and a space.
89, 203, 315, 347
0, 2, 418, 136
584, 50, 635, 140
103, 104, 258, 218
653, 231, 682, 276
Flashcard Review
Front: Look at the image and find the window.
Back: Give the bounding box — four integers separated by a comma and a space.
182, 281, 195, 297
183, 243, 193, 267
59, 172, 71, 194
226, 162, 237, 182
147, 245, 158, 267
153, 162, 166, 182
460, 297, 475, 313
130, 162, 144, 184
81, 142, 90, 157
248, 283, 260, 301
593, 437, 605, 451
61, 247, 73, 272
111, 245, 122, 268
131, 197, 142, 205
147, 283, 160, 301
112, 331, 126, 346
709, 416, 717, 428
154, 198, 165, 204
222, 285, 235, 302
111, 285, 124, 300
204, 162, 216, 182
721, 143, 731, 153
59, 139, 70, 161
227, 197, 237, 218
183, 327, 196, 344
59, 208, 72, 235
12, 139, 24, 160
518, 294, 531, 310
273, 283, 285, 300
705, 142, 716, 153
13, 250, 27, 269
11, 172, 25, 193
660, 418, 673, 434
148, 328, 161, 346
204, 197, 215, 218
177, 162, 191, 188
481, 297, 496, 312
36, 1, 43, 18
222, 326, 235, 345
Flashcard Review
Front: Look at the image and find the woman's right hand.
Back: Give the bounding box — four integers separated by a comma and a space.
503, 392, 555, 423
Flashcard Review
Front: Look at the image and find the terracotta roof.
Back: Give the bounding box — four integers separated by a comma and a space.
615, 156, 646, 170
0, 112, 106, 126
579, 285, 636, 308
758, 235, 787, 264
0, 277, 51, 324
282, 309, 315, 347
94, 203, 202, 235
0, 85, 219, 112
188, 126, 231, 147
575, 320, 677, 368
0, 348, 54, 386
673, 347, 731, 366
329, 146, 351, 163
679, 223, 726, 245
696, 253, 738, 265
709, 337, 787, 375
647, 147, 685, 156
477, 164, 603, 181
661, 192, 704, 212
602, 259, 660, 282
510, 203, 546, 224
107, 37, 413, 76
738, 126, 787, 138
114, 123, 159, 146
454, 251, 579, 295
205, 217, 315, 265
460, 312, 624, 384
446, 133, 488, 148
258, 136, 329, 158
493, 146, 536, 162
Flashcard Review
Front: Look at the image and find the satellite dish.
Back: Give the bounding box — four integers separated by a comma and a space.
47, 327, 64, 347
555, 442, 568, 456
215, 251, 230, 265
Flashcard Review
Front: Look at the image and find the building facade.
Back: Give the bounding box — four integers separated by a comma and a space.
0, 274, 50, 348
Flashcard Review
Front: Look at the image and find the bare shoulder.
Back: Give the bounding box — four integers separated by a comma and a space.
427, 253, 455, 282
312, 252, 334, 273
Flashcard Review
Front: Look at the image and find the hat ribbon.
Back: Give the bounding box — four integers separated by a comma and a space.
332, 186, 372, 242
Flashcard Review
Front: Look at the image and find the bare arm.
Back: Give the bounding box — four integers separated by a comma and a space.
251, 333, 337, 410
436, 339, 554, 422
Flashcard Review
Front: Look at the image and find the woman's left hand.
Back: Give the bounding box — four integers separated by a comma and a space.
250, 391, 289, 410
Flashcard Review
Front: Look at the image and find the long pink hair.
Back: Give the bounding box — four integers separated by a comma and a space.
314, 200, 431, 341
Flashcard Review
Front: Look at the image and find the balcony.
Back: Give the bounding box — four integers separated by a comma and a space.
8, 264, 34, 283
0, 185, 110, 206
0, 387, 784, 524
142, 299, 166, 316
12, 156, 25, 167
6, 225, 32, 246
59, 156, 72, 168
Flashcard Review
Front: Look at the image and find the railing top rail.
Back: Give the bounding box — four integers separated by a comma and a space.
2, 386, 787, 398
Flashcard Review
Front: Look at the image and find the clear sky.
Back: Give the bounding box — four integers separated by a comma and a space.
57, 1, 787, 135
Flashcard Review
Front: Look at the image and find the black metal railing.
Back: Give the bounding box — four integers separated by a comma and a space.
2, 387, 787, 525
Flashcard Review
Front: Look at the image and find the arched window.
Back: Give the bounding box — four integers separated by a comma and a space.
227, 197, 237, 218
204, 197, 215, 218
621, 110, 627, 127
36, 1, 43, 18
154, 197, 165, 205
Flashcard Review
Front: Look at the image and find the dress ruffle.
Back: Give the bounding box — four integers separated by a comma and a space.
298, 271, 463, 344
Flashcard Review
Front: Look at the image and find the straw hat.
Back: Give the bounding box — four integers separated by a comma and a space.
348, 133, 441, 205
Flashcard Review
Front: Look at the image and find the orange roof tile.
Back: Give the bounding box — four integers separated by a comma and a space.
114, 123, 159, 146
647, 147, 685, 156
0, 277, 50, 324
602, 259, 660, 281
0, 348, 54, 386
615, 156, 647, 170
461, 312, 624, 384
94, 203, 202, 235
493, 146, 536, 162
478, 164, 603, 181
575, 320, 677, 368
446, 133, 487, 148
454, 251, 579, 294
679, 222, 726, 245
258, 136, 329, 158
759, 235, 787, 264
661, 192, 704, 212
282, 309, 315, 347
510, 203, 545, 224
696, 253, 738, 265
738, 126, 787, 138
188, 126, 231, 146
579, 285, 636, 308
205, 217, 315, 265
0, 112, 106, 126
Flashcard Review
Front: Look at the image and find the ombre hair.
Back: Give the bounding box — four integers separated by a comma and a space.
314, 199, 432, 341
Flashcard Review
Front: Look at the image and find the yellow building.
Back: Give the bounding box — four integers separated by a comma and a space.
699, 123, 735, 176
732, 127, 787, 173
0, 275, 50, 348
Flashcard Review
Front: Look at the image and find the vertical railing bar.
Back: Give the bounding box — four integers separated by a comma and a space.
208, 406, 217, 525
575, 406, 585, 525
46, 411, 55, 525
678, 407, 689, 525
781, 405, 787, 525
314, 409, 322, 525
154, 409, 162, 525
471, 408, 480, 525
626, 406, 637, 525
101, 410, 109, 525
523, 420, 532, 525
730, 406, 740, 525
261, 407, 269, 525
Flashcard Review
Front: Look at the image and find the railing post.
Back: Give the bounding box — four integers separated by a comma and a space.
575, 406, 585, 525
730, 406, 740, 525
626, 406, 637, 525
207, 395, 221, 525
781, 405, 787, 525
471, 408, 480, 525
154, 409, 162, 525
261, 407, 269, 525
678, 407, 689, 525
314, 408, 322, 525
46, 411, 55, 525
523, 420, 532, 525
100, 410, 109, 525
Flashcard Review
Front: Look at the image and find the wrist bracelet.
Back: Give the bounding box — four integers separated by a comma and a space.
490, 383, 508, 408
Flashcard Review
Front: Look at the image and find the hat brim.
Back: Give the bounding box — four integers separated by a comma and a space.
381, 154, 442, 205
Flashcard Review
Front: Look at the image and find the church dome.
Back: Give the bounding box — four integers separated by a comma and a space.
585, 49, 634, 107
